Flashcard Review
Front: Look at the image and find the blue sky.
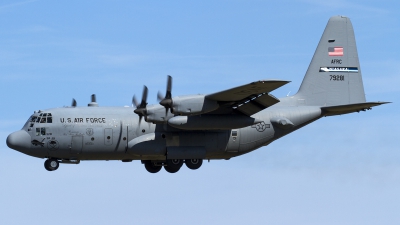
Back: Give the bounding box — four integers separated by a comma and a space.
1, 1, 399, 224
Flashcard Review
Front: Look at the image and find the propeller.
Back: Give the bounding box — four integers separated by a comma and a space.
133, 86, 148, 124
157, 75, 173, 115
71, 98, 77, 107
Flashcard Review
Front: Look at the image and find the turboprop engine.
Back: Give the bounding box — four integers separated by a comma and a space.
145, 95, 219, 123
133, 76, 221, 123
170, 95, 219, 116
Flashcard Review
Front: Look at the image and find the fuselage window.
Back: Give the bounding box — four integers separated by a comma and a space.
232, 131, 238, 137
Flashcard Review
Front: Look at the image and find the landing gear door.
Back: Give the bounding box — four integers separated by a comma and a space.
225, 129, 240, 152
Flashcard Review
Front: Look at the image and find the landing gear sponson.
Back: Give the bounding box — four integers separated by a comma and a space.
143, 159, 203, 173
43, 158, 203, 173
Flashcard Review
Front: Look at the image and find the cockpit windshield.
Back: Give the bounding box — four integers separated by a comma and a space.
25, 113, 53, 128
36, 113, 52, 123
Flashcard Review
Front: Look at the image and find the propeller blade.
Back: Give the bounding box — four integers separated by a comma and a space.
159, 75, 173, 109
166, 75, 172, 98
140, 86, 148, 108
132, 95, 139, 108
133, 86, 148, 120
71, 98, 77, 107
157, 91, 164, 102
138, 115, 142, 126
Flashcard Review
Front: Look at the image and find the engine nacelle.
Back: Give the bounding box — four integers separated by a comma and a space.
145, 105, 174, 123
171, 95, 219, 116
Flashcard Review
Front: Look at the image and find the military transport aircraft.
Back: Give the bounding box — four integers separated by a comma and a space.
6, 16, 389, 173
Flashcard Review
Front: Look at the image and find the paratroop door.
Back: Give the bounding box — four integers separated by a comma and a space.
225, 129, 240, 152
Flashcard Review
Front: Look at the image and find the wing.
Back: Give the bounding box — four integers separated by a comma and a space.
206, 80, 290, 116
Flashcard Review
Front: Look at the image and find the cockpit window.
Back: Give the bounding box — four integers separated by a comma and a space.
32, 113, 53, 124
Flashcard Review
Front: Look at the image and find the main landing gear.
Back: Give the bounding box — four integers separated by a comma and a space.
44, 158, 59, 171
143, 159, 204, 173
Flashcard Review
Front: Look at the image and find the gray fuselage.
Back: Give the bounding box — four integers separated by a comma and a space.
14, 99, 322, 161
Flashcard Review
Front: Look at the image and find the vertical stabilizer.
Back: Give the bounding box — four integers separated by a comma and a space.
296, 16, 366, 106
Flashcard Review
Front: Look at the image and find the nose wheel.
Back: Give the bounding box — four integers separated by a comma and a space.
44, 159, 59, 171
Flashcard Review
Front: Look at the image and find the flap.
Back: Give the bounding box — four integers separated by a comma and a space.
206, 80, 290, 102
235, 93, 280, 116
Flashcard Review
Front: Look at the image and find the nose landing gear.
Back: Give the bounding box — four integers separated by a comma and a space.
44, 158, 59, 171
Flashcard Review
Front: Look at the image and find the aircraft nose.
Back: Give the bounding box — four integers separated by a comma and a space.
6, 130, 31, 151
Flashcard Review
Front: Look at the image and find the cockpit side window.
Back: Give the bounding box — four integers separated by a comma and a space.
36, 127, 46, 136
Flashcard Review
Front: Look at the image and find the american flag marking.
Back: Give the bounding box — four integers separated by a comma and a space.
328, 47, 343, 56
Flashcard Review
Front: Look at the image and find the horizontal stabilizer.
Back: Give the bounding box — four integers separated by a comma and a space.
321, 102, 390, 116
